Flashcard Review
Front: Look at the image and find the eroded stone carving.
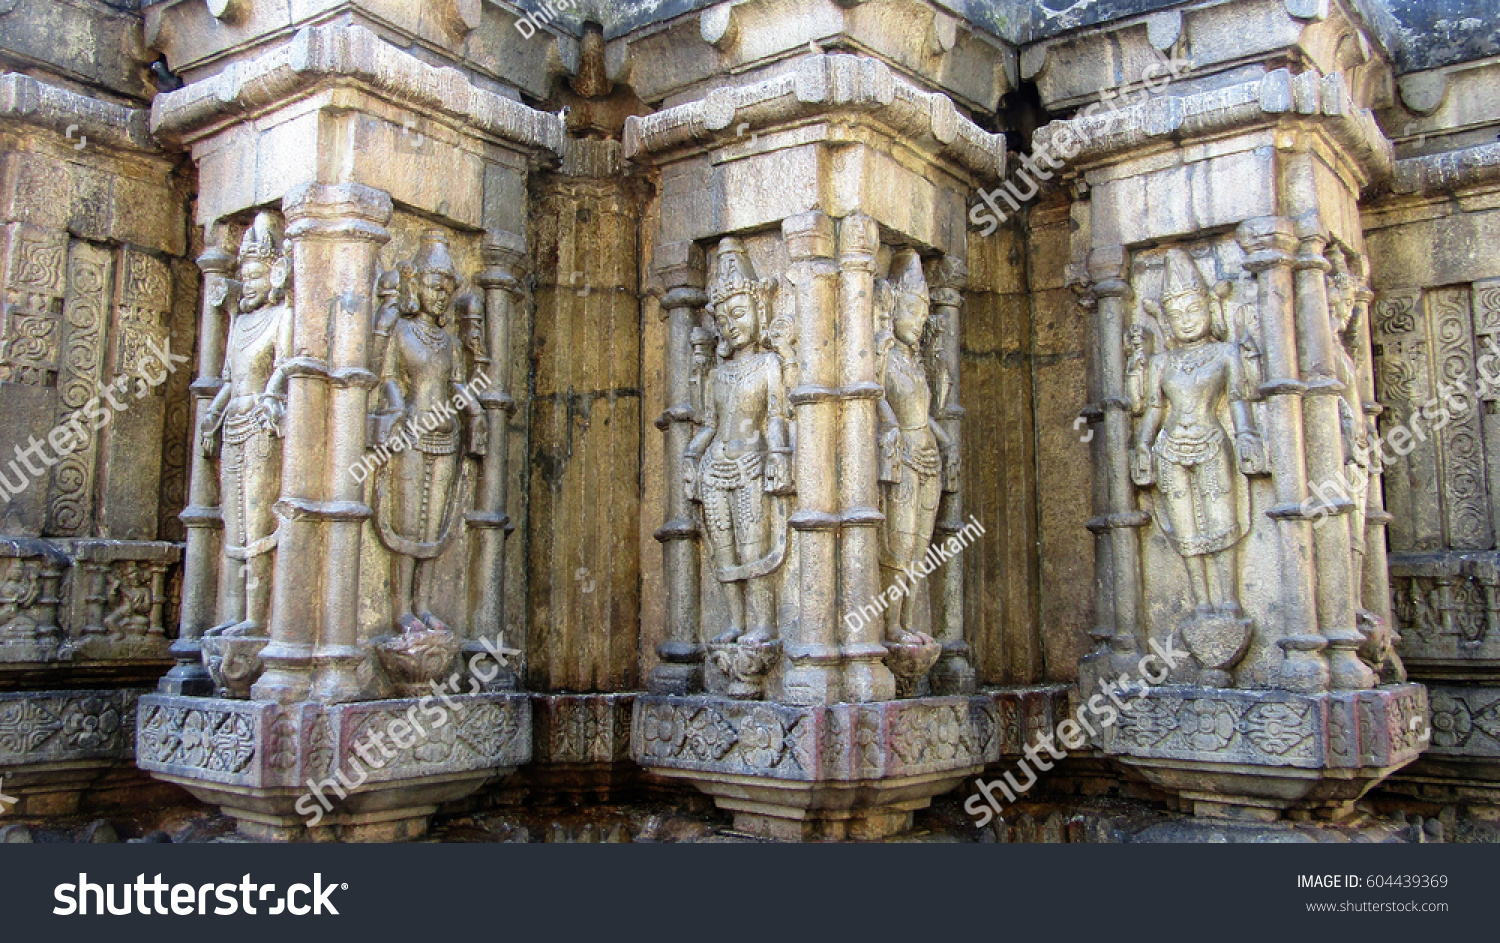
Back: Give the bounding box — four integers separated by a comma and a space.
688, 238, 793, 698
1128, 248, 1266, 686
370, 230, 485, 684
200, 212, 291, 645
874, 249, 949, 694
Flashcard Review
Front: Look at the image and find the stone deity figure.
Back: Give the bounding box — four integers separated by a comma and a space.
1328, 249, 1406, 682
1327, 249, 1376, 602
875, 250, 955, 654
685, 238, 793, 649
1130, 248, 1264, 682
372, 230, 487, 636
200, 212, 293, 638
103, 563, 154, 637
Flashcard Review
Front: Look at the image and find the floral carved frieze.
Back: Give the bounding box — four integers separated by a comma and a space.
1425, 685, 1500, 757
1106, 685, 1428, 770
0, 689, 138, 764
632, 695, 1000, 781
135, 693, 531, 789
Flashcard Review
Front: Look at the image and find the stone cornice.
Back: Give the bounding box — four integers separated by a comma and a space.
0, 72, 155, 153
149, 23, 566, 159
1033, 67, 1393, 184
1392, 141, 1500, 195
622, 53, 1006, 180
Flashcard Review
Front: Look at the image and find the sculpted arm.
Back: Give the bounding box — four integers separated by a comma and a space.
1226, 336, 1268, 475
684, 374, 716, 502
765, 360, 794, 495
1132, 355, 1165, 486
453, 344, 487, 456
199, 360, 232, 457
256, 306, 295, 438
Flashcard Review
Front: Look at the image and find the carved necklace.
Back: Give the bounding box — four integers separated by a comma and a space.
1172, 343, 1219, 374
233, 306, 279, 345
406, 316, 449, 351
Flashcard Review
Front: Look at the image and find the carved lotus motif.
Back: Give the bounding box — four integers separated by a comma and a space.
201, 635, 269, 698
61, 697, 119, 750
640, 704, 686, 758
735, 707, 787, 769
707, 639, 780, 699
882, 633, 941, 698
376, 627, 461, 696
1430, 692, 1474, 748
683, 707, 735, 761
1242, 702, 1312, 756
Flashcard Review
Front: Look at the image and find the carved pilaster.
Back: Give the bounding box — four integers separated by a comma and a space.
1293, 227, 1372, 691
1089, 247, 1146, 677
927, 255, 973, 695
652, 241, 707, 695
470, 230, 526, 690
258, 183, 392, 705
161, 241, 234, 696
784, 212, 852, 705
1239, 216, 1329, 694
835, 213, 896, 703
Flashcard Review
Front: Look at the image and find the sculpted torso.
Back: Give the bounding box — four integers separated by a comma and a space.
392, 319, 460, 434
223, 305, 288, 416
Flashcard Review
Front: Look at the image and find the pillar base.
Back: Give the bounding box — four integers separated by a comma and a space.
632, 694, 999, 840
135, 692, 530, 841
0, 689, 142, 815
1106, 683, 1428, 816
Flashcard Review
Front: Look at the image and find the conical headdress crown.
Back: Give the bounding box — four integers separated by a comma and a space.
889, 249, 927, 300
238, 211, 284, 266
708, 238, 760, 308
1161, 248, 1208, 305
413, 229, 458, 282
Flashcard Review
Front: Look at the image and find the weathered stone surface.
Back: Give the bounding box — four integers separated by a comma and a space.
10, 0, 1500, 843
633, 693, 998, 838
136, 692, 530, 840
1108, 683, 1427, 816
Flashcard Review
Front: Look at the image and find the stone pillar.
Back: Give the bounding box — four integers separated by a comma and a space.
1291, 222, 1374, 692
1089, 247, 1147, 680
1032, 64, 1426, 821
133, 22, 555, 840
470, 229, 527, 688
650, 241, 707, 695
927, 255, 975, 695
627, 52, 1008, 839
832, 212, 891, 704
246, 184, 391, 705
160, 240, 234, 696
1238, 217, 1331, 694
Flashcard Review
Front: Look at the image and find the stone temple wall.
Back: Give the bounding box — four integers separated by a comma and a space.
0, 0, 1495, 841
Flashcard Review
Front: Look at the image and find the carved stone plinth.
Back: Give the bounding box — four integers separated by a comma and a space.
1385, 683, 1500, 803
1105, 684, 1428, 820
0, 689, 141, 816
521, 693, 637, 798
633, 695, 999, 840
136, 692, 529, 841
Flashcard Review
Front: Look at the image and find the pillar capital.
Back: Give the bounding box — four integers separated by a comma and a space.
282, 183, 393, 242
783, 212, 836, 261
652, 239, 706, 292
1237, 216, 1299, 271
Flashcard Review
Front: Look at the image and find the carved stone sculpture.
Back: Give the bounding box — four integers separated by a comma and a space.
687, 238, 793, 697
875, 249, 947, 693
199, 212, 292, 641
1328, 248, 1407, 684
371, 230, 486, 653
1129, 248, 1265, 686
